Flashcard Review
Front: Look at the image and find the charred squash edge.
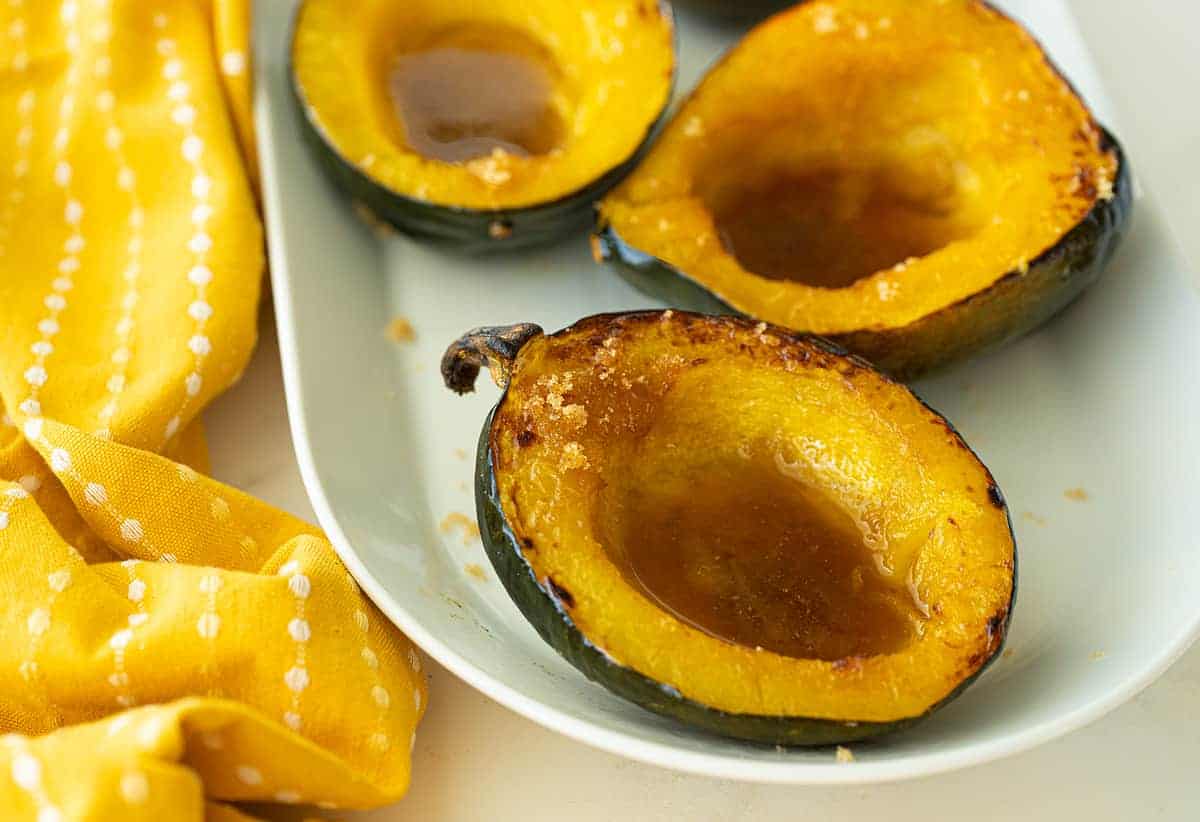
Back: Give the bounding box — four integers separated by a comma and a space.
289, 1, 678, 251
450, 311, 1017, 745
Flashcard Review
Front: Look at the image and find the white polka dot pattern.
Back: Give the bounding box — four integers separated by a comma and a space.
0, 1, 423, 796
91, 2, 145, 438
21, 424, 174, 565
197, 572, 223, 695
354, 603, 393, 753
119, 769, 149, 804
220, 50, 246, 77
112, 560, 146, 707
14, 0, 87, 432
84, 482, 107, 505
16, 557, 72, 733
2, 736, 63, 822
0, 1, 34, 257
280, 562, 311, 729
156, 13, 215, 448
235, 764, 262, 786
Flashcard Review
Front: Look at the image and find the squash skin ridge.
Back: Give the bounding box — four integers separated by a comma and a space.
471, 311, 1017, 745
289, 1, 679, 252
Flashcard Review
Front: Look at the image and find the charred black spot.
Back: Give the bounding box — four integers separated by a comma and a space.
521, 536, 535, 550
516, 429, 537, 447
987, 483, 1005, 509
1074, 166, 1098, 200
546, 577, 575, 608
986, 612, 1004, 641
947, 516, 959, 528
690, 358, 708, 367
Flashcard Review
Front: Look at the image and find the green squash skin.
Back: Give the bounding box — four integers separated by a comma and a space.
472, 317, 1017, 746
289, 2, 677, 253
594, 128, 1131, 381
680, 0, 793, 20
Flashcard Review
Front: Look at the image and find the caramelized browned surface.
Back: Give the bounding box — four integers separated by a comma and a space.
489, 312, 1015, 720
600, 452, 917, 660
389, 24, 564, 163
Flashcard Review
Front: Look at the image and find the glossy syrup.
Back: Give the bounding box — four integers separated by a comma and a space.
609, 455, 918, 660
389, 24, 564, 164
707, 169, 968, 289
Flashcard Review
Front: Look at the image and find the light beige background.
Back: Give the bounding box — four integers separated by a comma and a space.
219, 2, 1200, 819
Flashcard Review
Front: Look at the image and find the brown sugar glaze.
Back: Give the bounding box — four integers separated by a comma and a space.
603, 453, 920, 660
389, 24, 564, 163
706, 165, 975, 289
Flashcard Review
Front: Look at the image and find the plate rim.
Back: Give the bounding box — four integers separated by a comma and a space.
253, 5, 1200, 786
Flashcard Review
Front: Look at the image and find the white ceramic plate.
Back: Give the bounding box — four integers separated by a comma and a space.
256, 0, 1200, 783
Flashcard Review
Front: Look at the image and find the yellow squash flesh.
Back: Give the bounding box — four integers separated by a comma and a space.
597, 0, 1125, 376
488, 313, 1014, 726
292, 0, 675, 211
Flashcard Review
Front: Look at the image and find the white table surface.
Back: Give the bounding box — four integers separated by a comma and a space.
214, 2, 1200, 818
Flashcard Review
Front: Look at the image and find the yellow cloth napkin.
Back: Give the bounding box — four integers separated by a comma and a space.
0, 1, 426, 818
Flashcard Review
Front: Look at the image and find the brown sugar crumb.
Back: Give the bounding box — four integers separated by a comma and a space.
534, 374, 589, 429
560, 403, 587, 429
1002, 648, 1015, 659
452, 448, 468, 461
352, 200, 397, 238
541, 373, 573, 398
439, 512, 480, 545
835, 746, 855, 764
1064, 488, 1089, 502
560, 442, 589, 471
593, 335, 621, 367
1090, 650, 1107, 662
1021, 511, 1047, 526
464, 563, 487, 581
386, 316, 416, 343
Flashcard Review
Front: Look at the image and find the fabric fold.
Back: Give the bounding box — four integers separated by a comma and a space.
0, 1, 425, 817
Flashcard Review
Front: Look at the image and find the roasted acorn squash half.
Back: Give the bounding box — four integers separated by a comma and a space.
595, 0, 1131, 378
292, 0, 676, 249
443, 311, 1016, 745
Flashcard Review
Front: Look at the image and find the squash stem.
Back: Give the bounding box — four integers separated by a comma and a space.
441, 323, 544, 394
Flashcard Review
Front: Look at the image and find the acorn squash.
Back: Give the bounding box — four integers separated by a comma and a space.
292, 0, 676, 249
443, 311, 1016, 744
594, 0, 1131, 378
